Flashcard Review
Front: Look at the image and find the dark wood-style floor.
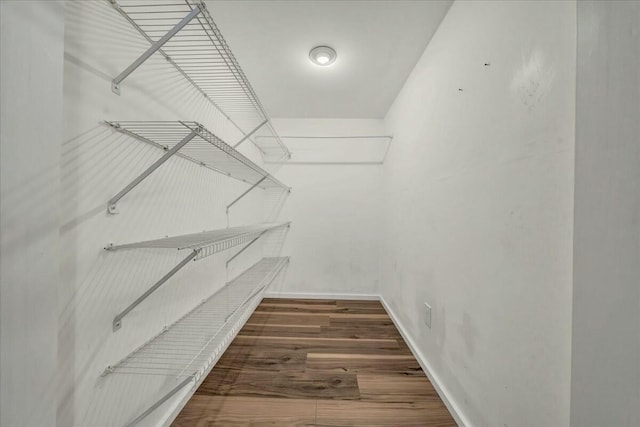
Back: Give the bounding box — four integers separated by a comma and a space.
173, 298, 456, 426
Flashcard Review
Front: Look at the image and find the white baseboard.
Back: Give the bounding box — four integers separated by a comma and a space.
263, 291, 380, 301
379, 295, 471, 427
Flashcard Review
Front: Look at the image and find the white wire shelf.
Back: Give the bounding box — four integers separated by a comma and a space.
107, 221, 289, 255
105, 120, 289, 213
108, 0, 290, 160
108, 222, 290, 331
104, 256, 290, 426
105, 257, 288, 377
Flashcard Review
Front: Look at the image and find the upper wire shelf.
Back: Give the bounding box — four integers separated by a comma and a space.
108, 0, 290, 160
105, 120, 289, 213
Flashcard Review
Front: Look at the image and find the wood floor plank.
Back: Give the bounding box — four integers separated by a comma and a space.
257, 302, 341, 312
172, 395, 316, 426
357, 373, 441, 402
239, 323, 322, 338
254, 311, 390, 319
230, 335, 407, 355
247, 312, 331, 326
306, 353, 424, 375
262, 297, 338, 306
329, 313, 391, 319
197, 370, 360, 400
320, 324, 403, 339
235, 335, 399, 344
213, 348, 308, 373
334, 300, 388, 314
316, 400, 457, 426
257, 301, 387, 315
328, 316, 398, 326
335, 300, 385, 309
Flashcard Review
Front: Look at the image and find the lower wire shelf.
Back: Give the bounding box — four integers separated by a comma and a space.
102, 256, 290, 426
108, 222, 290, 331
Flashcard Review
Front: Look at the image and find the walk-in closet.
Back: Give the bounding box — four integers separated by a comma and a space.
1, 1, 638, 426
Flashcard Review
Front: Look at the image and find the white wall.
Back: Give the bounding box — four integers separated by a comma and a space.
380, 1, 576, 426
265, 118, 385, 298
0, 2, 64, 426
58, 1, 284, 426
571, 2, 640, 426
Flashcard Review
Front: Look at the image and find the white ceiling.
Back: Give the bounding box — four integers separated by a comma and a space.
206, 0, 452, 119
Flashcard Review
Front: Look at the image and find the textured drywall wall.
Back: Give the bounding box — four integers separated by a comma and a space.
381, 1, 576, 425
0, 2, 64, 426
266, 118, 385, 298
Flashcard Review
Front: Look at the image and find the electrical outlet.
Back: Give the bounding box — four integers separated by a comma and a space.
424, 302, 432, 328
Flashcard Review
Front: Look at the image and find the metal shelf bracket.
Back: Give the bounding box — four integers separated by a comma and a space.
126, 376, 195, 427
113, 248, 200, 331
107, 128, 199, 214
226, 223, 290, 267
111, 3, 201, 95
233, 119, 268, 150
226, 231, 268, 267
226, 176, 268, 215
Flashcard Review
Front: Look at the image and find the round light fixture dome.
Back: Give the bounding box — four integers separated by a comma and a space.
309, 46, 337, 66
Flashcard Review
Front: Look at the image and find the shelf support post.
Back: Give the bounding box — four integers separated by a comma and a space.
107, 129, 199, 213
226, 176, 268, 214
113, 249, 200, 331
111, 5, 202, 94
233, 119, 268, 149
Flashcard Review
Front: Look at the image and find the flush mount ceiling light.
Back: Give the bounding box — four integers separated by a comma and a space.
309, 46, 337, 66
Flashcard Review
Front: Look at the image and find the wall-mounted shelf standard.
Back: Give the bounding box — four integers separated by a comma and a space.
107, 222, 290, 331
108, 0, 290, 160
105, 121, 289, 213
104, 257, 289, 426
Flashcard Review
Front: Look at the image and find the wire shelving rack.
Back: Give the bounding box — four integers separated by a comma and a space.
108, 0, 290, 160
105, 120, 289, 213
107, 222, 290, 331
103, 257, 290, 426
86, 2, 295, 424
